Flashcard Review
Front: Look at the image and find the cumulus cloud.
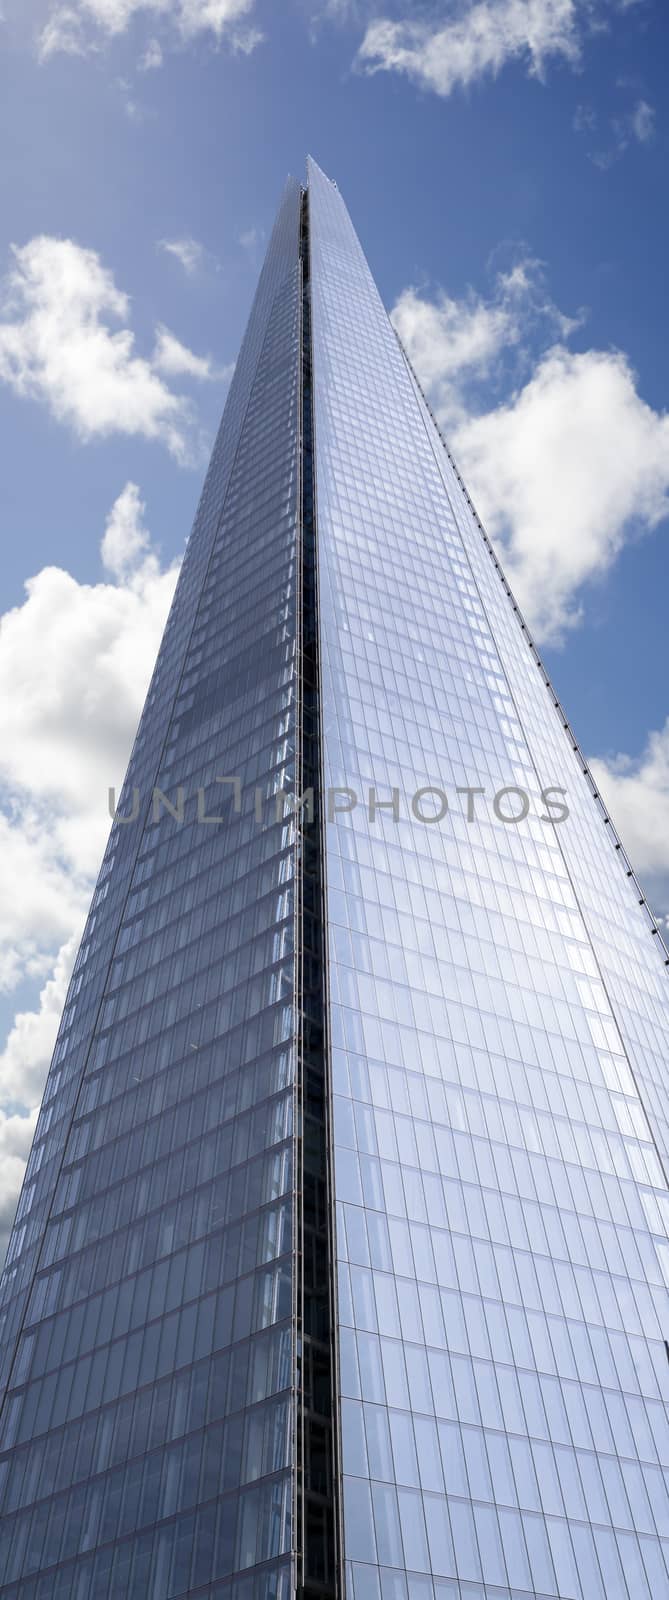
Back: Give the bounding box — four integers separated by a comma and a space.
357, 0, 582, 97
38, 0, 259, 59
454, 347, 669, 641
0, 488, 180, 1258
393, 286, 514, 424
590, 723, 669, 926
0, 936, 78, 1262
0, 937, 79, 1111
0, 484, 179, 981
591, 724, 669, 889
392, 257, 577, 429
0, 236, 215, 462
0, 809, 88, 992
0, 1108, 39, 1269
393, 275, 669, 644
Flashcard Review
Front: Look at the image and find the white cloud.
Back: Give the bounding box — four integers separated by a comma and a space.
0, 937, 78, 1110
0, 486, 179, 983
139, 33, 163, 65
0, 808, 89, 991
117, 73, 148, 120
228, 22, 264, 52
315, 0, 360, 17
0, 236, 213, 462
393, 287, 513, 427
392, 257, 577, 428
357, 0, 582, 97
0, 490, 180, 1260
393, 281, 669, 644
159, 236, 204, 276
0, 935, 78, 1262
38, 0, 259, 58
153, 323, 220, 380
101, 479, 153, 577
573, 101, 596, 132
177, 0, 252, 37
631, 98, 655, 143
456, 347, 669, 642
590, 723, 669, 891
0, 1107, 39, 1269
38, 4, 90, 57
237, 226, 264, 256
579, 93, 657, 169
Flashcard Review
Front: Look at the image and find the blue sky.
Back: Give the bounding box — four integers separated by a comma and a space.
0, 0, 667, 1246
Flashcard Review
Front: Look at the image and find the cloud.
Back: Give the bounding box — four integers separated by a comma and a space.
159, 236, 204, 276
237, 226, 264, 257
38, 0, 259, 58
0, 937, 78, 1111
0, 935, 77, 1264
314, 0, 360, 17
356, 0, 582, 97
393, 279, 669, 644
393, 286, 514, 428
116, 73, 149, 120
0, 236, 214, 462
0, 489, 180, 1253
177, 0, 254, 39
573, 101, 596, 132
456, 347, 669, 641
138, 33, 163, 65
590, 722, 669, 920
580, 93, 657, 169
0, 485, 179, 981
38, 4, 90, 57
153, 324, 222, 381
228, 22, 264, 52
392, 256, 577, 429
0, 1107, 39, 1269
631, 98, 655, 143
0, 808, 89, 992
101, 479, 153, 577
0, 489, 180, 1259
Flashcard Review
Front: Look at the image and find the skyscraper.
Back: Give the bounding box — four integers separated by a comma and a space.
1, 154, 669, 1600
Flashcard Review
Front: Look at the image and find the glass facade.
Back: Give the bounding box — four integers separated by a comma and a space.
1, 157, 669, 1600
308, 157, 669, 1600
0, 177, 302, 1600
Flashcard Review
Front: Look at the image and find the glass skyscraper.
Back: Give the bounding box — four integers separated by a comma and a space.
1, 157, 669, 1600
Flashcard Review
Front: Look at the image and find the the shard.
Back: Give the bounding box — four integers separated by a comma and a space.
1, 158, 669, 1600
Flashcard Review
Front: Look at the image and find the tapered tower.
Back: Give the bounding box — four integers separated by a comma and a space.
1, 159, 669, 1600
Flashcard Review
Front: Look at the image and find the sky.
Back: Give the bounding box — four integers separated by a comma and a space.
0, 0, 668, 1256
